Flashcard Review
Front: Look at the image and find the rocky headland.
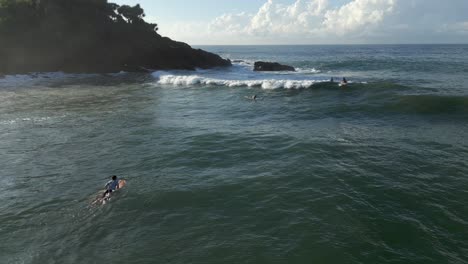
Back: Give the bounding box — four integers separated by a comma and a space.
0, 0, 231, 74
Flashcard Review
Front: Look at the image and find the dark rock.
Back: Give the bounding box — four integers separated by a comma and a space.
254, 61, 295, 72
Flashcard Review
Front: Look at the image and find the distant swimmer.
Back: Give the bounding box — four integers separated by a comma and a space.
103, 175, 119, 198
339, 77, 348, 87
330, 77, 334, 83
245, 95, 258, 101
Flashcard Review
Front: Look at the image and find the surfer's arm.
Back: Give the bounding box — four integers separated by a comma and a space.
104, 180, 111, 189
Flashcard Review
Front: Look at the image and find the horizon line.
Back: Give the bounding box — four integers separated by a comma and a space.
191, 43, 468, 46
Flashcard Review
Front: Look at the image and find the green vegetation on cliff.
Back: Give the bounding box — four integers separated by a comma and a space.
0, 0, 231, 74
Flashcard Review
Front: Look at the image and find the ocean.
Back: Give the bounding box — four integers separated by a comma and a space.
1, 45, 467, 264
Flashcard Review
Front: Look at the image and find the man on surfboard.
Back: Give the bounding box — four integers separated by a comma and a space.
339, 77, 348, 87
103, 175, 119, 198
244, 95, 258, 101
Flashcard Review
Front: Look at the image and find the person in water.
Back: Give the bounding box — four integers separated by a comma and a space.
246, 95, 257, 101
103, 175, 119, 198
342, 77, 348, 84
330, 77, 334, 83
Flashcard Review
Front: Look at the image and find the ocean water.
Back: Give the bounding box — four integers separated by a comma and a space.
1, 45, 468, 264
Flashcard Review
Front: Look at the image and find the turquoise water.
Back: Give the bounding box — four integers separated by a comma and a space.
1, 45, 468, 263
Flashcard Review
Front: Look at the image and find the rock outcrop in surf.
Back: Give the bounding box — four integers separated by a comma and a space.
254, 61, 295, 72
0, 0, 231, 74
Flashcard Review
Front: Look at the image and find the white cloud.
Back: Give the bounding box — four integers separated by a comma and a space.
441, 21, 468, 35
247, 0, 328, 35
323, 0, 395, 36
157, 0, 468, 44
209, 12, 252, 35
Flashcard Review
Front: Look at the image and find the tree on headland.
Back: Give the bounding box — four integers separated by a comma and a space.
0, 0, 229, 74
118, 4, 143, 23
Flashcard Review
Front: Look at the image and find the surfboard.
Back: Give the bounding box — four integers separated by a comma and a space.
92, 179, 127, 205
118, 179, 127, 189
339, 82, 348, 87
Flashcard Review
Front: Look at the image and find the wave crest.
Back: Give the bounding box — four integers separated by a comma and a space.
155, 73, 328, 89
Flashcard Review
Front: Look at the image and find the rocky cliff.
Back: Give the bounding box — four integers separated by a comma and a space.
0, 0, 231, 74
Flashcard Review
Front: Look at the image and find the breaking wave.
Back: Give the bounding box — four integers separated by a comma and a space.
156, 74, 330, 89
153, 62, 340, 89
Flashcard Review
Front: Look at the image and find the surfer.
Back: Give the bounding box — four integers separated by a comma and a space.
103, 175, 119, 198
339, 77, 348, 87
245, 95, 257, 101
330, 77, 334, 83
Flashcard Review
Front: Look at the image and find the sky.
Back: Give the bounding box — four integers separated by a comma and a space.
112, 0, 468, 45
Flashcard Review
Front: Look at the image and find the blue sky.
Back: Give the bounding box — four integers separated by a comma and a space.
112, 0, 348, 22
113, 0, 269, 20
112, 0, 468, 45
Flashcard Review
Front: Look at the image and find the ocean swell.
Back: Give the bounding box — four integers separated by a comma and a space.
391, 95, 468, 114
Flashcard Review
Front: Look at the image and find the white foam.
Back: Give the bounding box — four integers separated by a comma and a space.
152, 60, 332, 89
156, 73, 326, 89
296, 68, 321, 74
0, 115, 66, 125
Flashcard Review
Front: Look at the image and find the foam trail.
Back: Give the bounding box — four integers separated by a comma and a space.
296, 68, 321, 74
